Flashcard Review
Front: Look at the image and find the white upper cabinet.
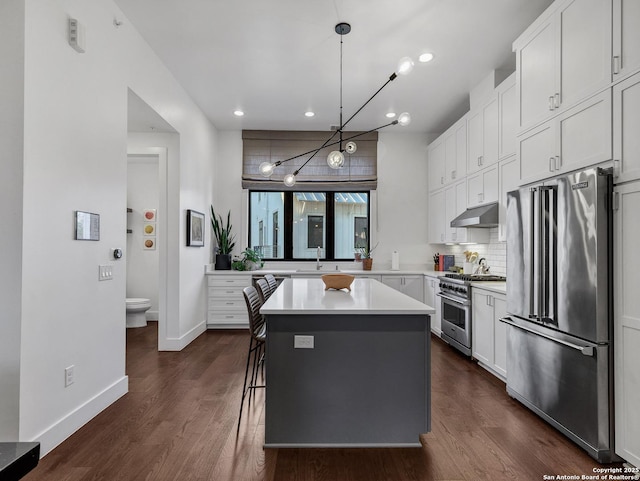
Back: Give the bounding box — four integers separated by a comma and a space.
430, 180, 489, 244
467, 164, 499, 208
498, 156, 520, 242
498, 74, 517, 160
613, 72, 640, 183
427, 139, 445, 192
612, 0, 640, 80
429, 116, 468, 192
518, 89, 612, 186
445, 117, 468, 184
514, 0, 612, 133
468, 95, 499, 174
428, 189, 446, 243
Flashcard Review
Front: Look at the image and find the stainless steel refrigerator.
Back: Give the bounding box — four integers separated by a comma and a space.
502, 167, 616, 463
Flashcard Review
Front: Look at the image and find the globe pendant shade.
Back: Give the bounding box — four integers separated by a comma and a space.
283, 173, 296, 187
397, 57, 414, 75
345, 141, 357, 154
259, 162, 275, 177
398, 112, 412, 126
327, 150, 345, 169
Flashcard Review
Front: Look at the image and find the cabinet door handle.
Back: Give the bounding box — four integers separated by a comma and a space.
478, 193, 483, 203
613, 55, 620, 75
555, 156, 561, 171
549, 96, 555, 110
441, 176, 444, 185
549, 157, 555, 172
452, 170, 456, 180
554, 93, 560, 109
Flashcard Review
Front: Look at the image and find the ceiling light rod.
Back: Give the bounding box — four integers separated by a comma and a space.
260, 22, 413, 186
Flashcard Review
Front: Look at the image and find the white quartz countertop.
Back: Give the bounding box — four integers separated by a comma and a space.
205, 267, 450, 277
260, 278, 435, 316
470, 281, 507, 295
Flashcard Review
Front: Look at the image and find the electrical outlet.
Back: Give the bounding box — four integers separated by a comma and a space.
294, 335, 314, 349
65, 365, 75, 387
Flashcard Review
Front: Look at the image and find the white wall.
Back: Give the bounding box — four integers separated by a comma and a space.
0, 0, 25, 441
374, 132, 431, 268
213, 131, 245, 257
10, 0, 217, 454
126, 155, 160, 318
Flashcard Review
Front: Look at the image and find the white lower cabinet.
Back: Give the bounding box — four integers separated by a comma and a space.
424, 276, 442, 336
381, 275, 424, 303
207, 274, 251, 328
614, 181, 640, 466
471, 287, 507, 379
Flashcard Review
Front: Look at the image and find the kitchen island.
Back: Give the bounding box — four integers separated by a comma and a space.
260, 277, 435, 447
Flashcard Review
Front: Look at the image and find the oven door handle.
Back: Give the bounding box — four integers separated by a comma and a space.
436, 292, 471, 307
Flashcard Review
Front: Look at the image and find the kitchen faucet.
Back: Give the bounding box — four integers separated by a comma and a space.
316, 246, 323, 270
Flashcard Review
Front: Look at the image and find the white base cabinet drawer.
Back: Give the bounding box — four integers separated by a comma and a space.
207, 311, 248, 327
206, 274, 251, 328
208, 298, 245, 310
208, 276, 251, 287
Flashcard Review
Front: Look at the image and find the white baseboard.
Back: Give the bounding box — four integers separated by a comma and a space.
33, 375, 128, 456
158, 320, 206, 351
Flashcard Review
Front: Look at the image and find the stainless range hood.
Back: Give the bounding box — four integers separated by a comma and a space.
450, 202, 499, 228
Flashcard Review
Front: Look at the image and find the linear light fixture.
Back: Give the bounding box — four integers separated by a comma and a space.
259, 22, 413, 187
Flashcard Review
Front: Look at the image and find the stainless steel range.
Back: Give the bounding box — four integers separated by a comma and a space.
438, 273, 506, 356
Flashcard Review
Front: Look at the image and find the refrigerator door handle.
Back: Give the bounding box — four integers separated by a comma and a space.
500, 317, 596, 357
540, 186, 555, 321
537, 187, 544, 320
529, 187, 538, 319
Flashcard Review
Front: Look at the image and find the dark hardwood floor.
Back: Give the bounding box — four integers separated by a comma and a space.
24, 321, 615, 480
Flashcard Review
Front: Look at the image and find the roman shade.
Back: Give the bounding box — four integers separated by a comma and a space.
242, 130, 378, 191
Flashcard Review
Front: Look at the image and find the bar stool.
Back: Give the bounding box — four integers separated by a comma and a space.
255, 278, 272, 304
264, 274, 278, 295
237, 285, 266, 431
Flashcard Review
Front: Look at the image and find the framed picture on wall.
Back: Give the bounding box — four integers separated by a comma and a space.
186, 209, 205, 247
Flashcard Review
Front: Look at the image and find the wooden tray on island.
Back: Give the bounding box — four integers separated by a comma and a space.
321, 274, 355, 291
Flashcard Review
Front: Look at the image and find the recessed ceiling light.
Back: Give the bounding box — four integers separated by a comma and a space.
386, 112, 396, 118
305, 111, 315, 117
419, 53, 434, 63
233, 110, 244, 117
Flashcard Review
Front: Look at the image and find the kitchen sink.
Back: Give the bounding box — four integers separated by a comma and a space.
295, 269, 341, 273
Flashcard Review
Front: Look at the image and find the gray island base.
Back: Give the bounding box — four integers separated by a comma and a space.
260, 278, 434, 448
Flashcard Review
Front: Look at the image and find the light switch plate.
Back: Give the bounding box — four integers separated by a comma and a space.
98, 265, 113, 281
294, 335, 314, 349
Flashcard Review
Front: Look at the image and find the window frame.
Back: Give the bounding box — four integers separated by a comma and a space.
248, 190, 370, 261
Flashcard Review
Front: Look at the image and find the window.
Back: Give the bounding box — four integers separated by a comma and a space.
249, 191, 369, 260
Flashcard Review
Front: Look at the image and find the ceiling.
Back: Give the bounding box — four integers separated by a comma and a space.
116, 0, 553, 135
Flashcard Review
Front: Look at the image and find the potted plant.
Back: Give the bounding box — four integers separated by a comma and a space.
358, 243, 378, 271
232, 248, 264, 271
210, 206, 236, 270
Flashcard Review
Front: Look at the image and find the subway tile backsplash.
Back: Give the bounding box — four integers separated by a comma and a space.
440, 228, 506, 276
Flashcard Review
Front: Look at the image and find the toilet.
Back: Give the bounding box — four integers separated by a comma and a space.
126, 298, 152, 328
